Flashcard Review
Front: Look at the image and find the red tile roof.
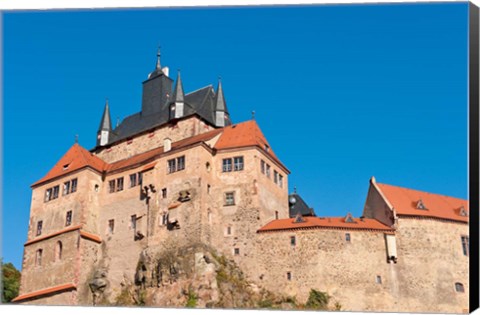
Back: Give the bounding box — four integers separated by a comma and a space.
215, 121, 288, 172
32, 120, 287, 186
12, 282, 76, 302
79, 230, 102, 243
375, 183, 469, 223
258, 216, 394, 233
32, 144, 107, 187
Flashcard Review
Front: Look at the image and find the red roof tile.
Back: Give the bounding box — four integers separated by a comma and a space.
215, 121, 288, 172
12, 283, 76, 302
80, 230, 102, 243
32, 144, 107, 187
375, 183, 469, 223
258, 216, 394, 233
24, 224, 83, 246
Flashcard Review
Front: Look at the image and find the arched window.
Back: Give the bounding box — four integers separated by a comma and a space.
56, 241, 63, 261
455, 282, 465, 293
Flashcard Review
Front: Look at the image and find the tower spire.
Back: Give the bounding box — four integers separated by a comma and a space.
156, 46, 161, 70
172, 69, 184, 103
214, 76, 230, 127
97, 99, 112, 146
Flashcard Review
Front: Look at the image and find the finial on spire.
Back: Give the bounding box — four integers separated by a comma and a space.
156, 45, 161, 69
294, 186, 297, 194
252, 110, 255, 120
75, 134, 79, 144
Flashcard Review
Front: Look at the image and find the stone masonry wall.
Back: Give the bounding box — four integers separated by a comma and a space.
392, 217, 469, 313
95, 116, 214, 163
256, 228, 397, 312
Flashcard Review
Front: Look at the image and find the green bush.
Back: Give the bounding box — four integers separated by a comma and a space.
1, 260, 21, 303
185, 289, 197, 308
305, 289, 330, 310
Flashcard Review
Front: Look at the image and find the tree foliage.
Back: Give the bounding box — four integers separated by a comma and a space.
1, 260, 21, 303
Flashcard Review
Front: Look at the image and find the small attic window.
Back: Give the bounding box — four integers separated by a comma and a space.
416, 199, 427, 210
232, 125, 237, 129
63, 164, 70, 171
294, 213, 305, 223
459, 206, 468, 217
264, 144, 270, 152
344, 213, 355, 223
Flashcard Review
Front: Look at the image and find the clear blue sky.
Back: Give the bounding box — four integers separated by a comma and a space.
2, 3, 469, 269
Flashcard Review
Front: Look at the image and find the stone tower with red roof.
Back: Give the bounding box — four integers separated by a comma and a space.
14, 52, 469, 313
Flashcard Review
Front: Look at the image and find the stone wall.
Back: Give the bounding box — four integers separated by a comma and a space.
256, 228, 397, 312
95, 116, 215, 163
392, 217, 469, 313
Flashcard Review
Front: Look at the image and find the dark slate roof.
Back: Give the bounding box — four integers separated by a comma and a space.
214, 80, 227, 112
172, 71, 185, 103
98, 101, 112, 132
105, 85, 218, 145
288, 193, 316, 218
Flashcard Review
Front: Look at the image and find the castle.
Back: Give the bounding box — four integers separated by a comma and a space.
13, 50, 469, 313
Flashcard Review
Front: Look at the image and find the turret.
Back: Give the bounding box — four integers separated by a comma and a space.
214, 78, 231, 127
169, 70, 185, 120
97, 99, 112, 146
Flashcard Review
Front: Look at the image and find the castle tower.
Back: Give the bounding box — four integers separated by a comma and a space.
141, 47, 173, 117
97, 99, 112, 146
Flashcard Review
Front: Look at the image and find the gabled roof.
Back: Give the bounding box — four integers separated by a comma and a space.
258, 216, 394, 233
375, 182, 469, 223
289, 193, 315, 218
12, 283, 77, 302
32, 144, 107, 187
214, 120, 286, 172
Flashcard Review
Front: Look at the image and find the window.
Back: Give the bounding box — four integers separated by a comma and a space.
161, 213, 168, 225
287, 272, 292, 281
207, 184, 211, 194
164, 138, 172, 152
168, 159, 176, 173
290, 236, 296, 247
261, 160, 265, 174
167, 156, 186, 174
130, 174, 137, 188
36, 249, 43, 266
138, 173, 143, 186
162, 188, 167, 199
233, 157, 244, 171
71, 179, 77, 193
227, 226, 232, 235
279, 175, 283, 188
234, 248, 240, 256
53, 186, 59, 199
66, 210, 72, 226
117, 177, 124, 191
455, 282, 465, 293
109, 180, 116, 193
266, 164, 271, 178
461, 236, 469, 256
376, 275, 382, 284
177, 156, 185, 171
131, 215, 137, 232
345, 233, 351, 242
64, 179, 78, 195
275, 211, 279, 220
56, 241, 62, 261
36, 221, 43, 236
63, 181, 70, 195
274, 171, 278, 184
416, 199, 427, 210
225, 192, 235, 206
222, 158, 232, 172
45, 185, 60, 202
108, 219, 115, 234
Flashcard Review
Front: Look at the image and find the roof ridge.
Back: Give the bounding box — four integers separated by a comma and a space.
377, 182, 467, 201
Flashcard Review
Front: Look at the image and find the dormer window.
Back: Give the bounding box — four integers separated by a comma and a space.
294, 213, 305, 223
169, 104, 176, 120
416, 199, 427, 210
63, 163, 70, 171
344, 213, 355, 223
458, 206, 468, 217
